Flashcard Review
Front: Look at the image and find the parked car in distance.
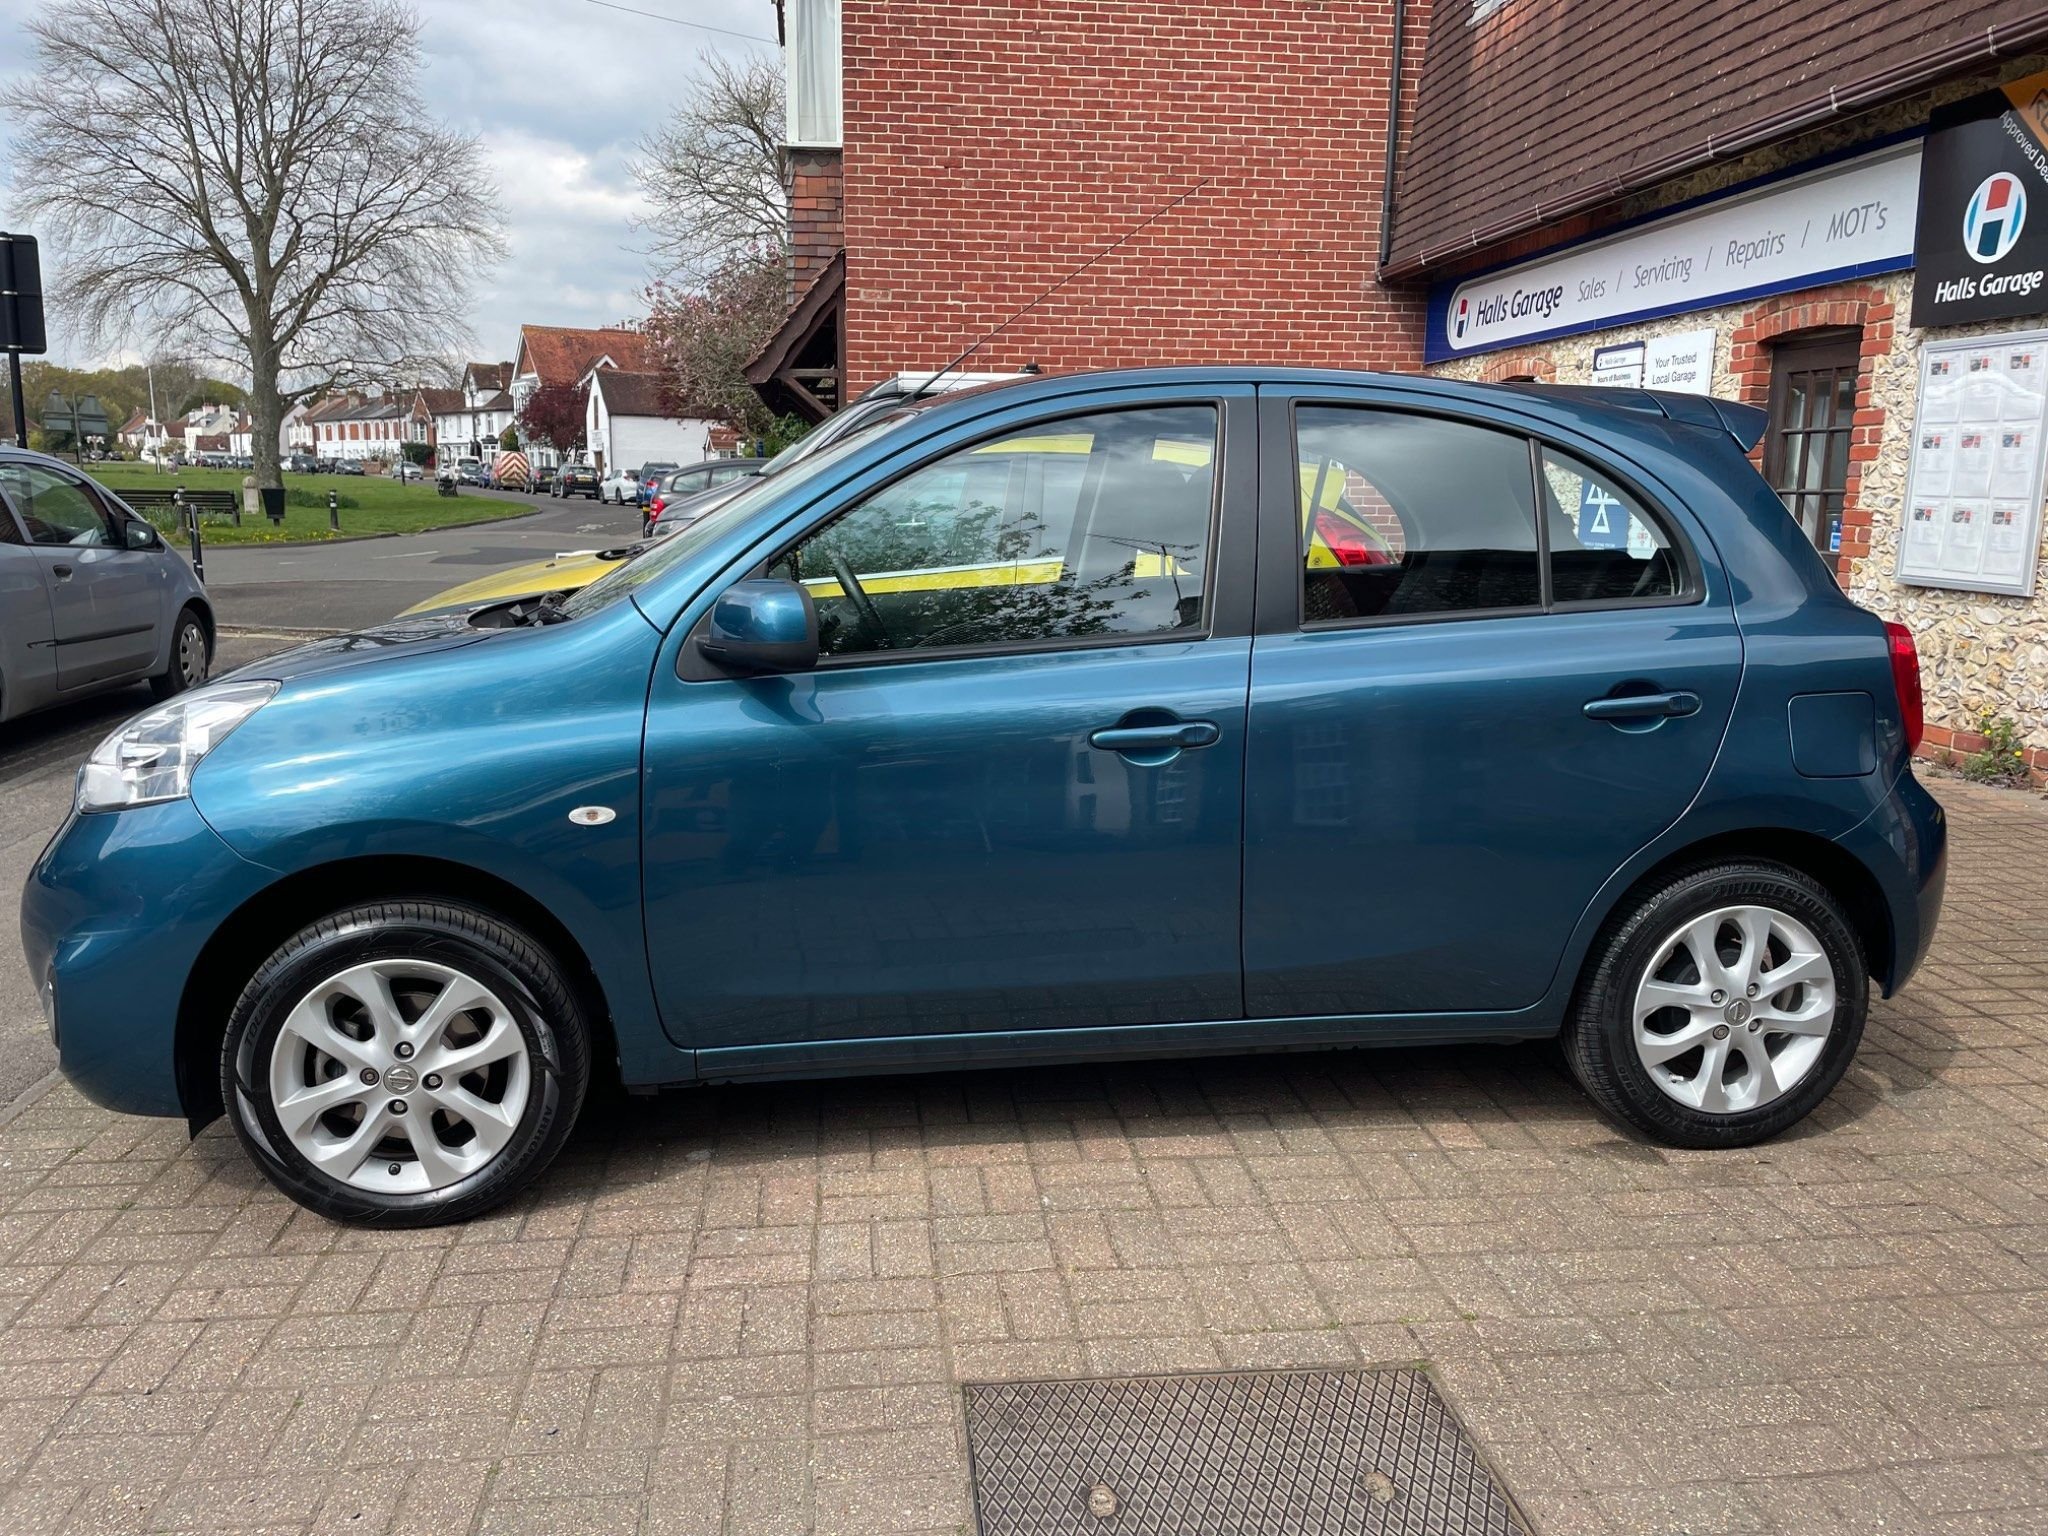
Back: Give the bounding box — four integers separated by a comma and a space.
0, 446, 214, 723
554, 462, 600, 500
388, 461, 424, 482
641, 457, 768, 533
599, 465, 641, 504
633, 462, 679, 508
332, 459, 365, 476
286, 453, 320, 474
21, 368, 1947, 1226
530, 465, 556, 496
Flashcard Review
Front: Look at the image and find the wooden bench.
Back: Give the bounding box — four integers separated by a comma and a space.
116, 488, 245, 526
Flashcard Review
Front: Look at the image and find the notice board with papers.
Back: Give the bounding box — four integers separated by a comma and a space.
1897, 329, 2048, 596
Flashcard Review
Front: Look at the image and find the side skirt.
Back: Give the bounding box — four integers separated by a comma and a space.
681, 1011, 1556, 1087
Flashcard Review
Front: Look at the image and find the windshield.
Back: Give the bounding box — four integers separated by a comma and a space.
557, 409, 920, 619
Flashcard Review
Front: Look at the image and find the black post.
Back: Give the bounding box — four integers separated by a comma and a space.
7, 352, 24, 447
176, 486, 204, 583
328, 488, 339, 532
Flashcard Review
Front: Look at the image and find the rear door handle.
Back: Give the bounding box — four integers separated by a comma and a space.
1583, 690, 1700, 721
1089, 720, 1220, 753
50, 563, 73, 582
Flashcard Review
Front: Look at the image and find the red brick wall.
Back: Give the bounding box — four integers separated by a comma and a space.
839, 0, 1426, 394
787, 146, 843, 306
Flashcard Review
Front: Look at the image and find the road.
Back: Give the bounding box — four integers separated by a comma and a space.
200, 487, 644, 632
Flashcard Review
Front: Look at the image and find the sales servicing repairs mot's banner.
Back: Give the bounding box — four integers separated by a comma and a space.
1914, 68, 2048, 327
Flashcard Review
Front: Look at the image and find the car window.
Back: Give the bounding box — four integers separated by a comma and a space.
771, 405, 1218, 659
1295, 408, 1539, 622
1541, 448, 1685, 603
0, 463, 120, 548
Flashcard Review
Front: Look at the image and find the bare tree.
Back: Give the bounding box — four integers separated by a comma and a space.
633, 52, 787, 282
3, 0, 504, 489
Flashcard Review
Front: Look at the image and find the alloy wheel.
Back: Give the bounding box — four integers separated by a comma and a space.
267, 958, 532, 1194
1632, 904, 1837, 1114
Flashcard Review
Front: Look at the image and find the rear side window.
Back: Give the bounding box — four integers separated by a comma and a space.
1541, 448, 1684, 603
1295, 407, 1540, 621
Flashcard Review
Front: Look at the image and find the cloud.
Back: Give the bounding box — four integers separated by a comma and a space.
0, 0, 777, 369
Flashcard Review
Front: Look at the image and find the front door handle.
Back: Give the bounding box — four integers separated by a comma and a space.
1089, 720, 1221, 754
1583, 690, 1701, 722
50, 563, 73, 582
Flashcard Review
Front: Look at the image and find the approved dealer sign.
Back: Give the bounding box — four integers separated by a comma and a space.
1914, 69, 2048, 327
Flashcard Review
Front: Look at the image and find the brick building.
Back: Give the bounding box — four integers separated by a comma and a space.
757, 0, 2048, 765
755, 0, 1428, 414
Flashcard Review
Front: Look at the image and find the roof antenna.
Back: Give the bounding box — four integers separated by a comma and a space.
914, 177, 1212, 396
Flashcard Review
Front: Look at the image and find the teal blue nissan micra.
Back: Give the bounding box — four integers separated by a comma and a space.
21, 370, 1945, 1225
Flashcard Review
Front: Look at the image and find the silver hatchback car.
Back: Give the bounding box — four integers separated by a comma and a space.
0, 446, 214, 723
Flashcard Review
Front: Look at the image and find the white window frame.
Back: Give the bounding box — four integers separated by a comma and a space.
785, 0, 842, 148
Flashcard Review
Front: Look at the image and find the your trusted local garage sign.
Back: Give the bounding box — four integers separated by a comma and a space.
1426, 140, 1922, 363
1913, 69, 2048, 327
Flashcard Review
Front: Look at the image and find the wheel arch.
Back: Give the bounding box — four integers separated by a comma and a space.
175, 853, 618, 1129
1573, 827, 1895, 1005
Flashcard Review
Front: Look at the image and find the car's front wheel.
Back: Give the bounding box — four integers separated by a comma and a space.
221, 901, 590, 1225
1561, 861, 1866, 1148
149, 605, 210, 699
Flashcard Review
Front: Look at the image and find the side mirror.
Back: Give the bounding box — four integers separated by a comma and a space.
697, 578, 818, 675
124, 520, 160, 550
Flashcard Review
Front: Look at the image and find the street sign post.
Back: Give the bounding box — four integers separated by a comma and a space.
1, 233, 48, 448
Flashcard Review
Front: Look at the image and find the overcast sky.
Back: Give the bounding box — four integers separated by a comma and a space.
0, 0, 776, 370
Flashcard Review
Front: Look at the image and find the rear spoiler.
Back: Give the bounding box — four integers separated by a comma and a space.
1499, 382, 1768, 452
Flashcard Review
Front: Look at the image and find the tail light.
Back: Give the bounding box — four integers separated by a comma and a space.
1884, 619, 1924, 754
1312, 510, 1391, 567
650, 497, 666, 516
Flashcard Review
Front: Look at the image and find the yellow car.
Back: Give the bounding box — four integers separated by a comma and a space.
400, 546, 629, 617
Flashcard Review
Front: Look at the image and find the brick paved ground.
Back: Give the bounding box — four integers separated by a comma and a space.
0, 780, 2042, 1535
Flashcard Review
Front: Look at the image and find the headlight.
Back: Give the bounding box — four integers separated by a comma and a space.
75, 680, 278, 813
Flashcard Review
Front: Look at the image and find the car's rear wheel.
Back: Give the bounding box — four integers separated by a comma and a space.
149, 606, 210, 700
221, 901, 589, 1225
1561, 861, 1866, 1148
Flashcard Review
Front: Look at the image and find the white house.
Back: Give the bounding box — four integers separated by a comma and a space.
420, 362, 514, 465
510, 325, 656, 469
584, 370, 715, 476
281, 401, 314, 456
313, 398, 406, 462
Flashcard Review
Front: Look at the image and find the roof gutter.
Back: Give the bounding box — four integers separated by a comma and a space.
1375, 0, 1408, 281
1382, 9, 2048, 282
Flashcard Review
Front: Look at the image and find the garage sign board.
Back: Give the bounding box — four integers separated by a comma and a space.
1897, 328, 2048, 596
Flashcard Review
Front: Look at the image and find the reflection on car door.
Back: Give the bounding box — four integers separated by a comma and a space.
1242, 389, 1743, 1019
640, 391, 1258, 1060
0, 501, 59, 719
0, 463, 162, 689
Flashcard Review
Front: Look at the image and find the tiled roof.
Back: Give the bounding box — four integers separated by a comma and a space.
1388, 1, 2048, 274
594, 370, 670, 418
464, 361, 513, 392
515, 325, 655, 387
414, 387, 465, 414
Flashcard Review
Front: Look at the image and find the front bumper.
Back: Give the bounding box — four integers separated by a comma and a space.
20, 798, 272, 1118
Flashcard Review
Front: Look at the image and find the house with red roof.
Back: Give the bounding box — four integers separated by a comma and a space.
509, 326, 656, 470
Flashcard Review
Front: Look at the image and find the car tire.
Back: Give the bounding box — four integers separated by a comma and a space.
220, 900, 590, 1226
1560, 861, 1867, 1149
149, 606, 211, 700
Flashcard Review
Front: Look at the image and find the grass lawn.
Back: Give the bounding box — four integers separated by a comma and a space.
89, 464, 538, 544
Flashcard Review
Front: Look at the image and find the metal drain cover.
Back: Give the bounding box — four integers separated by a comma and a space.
964, 1368, 1528, 1535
